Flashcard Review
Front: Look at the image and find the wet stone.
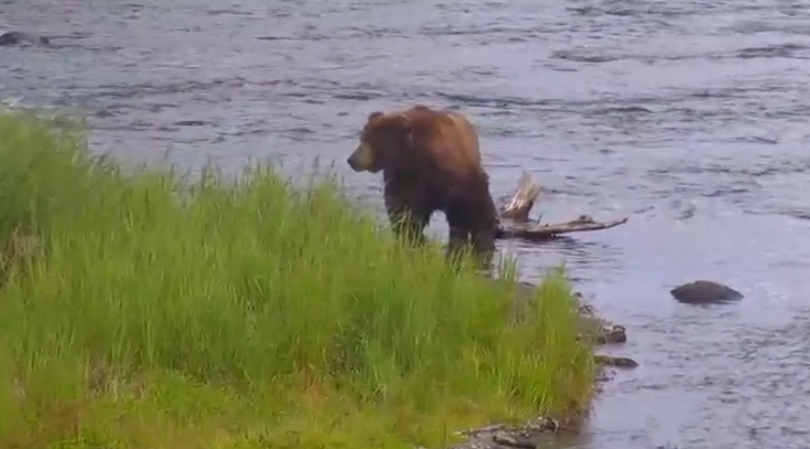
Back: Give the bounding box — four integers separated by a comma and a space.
670, 280, 743, 305
594, 354, 639, 368
492, 432, 536, 448
448, 418, 565, 449
580, 324, 627, 345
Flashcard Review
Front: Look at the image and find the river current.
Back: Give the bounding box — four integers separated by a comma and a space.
4, 0, 810, 448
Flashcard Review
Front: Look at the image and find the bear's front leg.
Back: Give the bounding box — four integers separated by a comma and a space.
383, 190, 429, 247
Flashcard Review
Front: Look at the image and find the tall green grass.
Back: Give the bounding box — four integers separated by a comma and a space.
0, 111, 594, 449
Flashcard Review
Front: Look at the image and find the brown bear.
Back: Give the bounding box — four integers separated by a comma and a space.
346, 104, 499, 267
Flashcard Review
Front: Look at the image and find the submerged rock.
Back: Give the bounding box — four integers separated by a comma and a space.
670, 280, 743, 304
0, 31, 51, 46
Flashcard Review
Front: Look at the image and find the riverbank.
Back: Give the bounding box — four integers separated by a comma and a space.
441, 281, 632, 449
0, 111, 598, 449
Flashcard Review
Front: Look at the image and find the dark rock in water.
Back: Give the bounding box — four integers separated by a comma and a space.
0, 31, 51, 46
670, 280, 743, 304
173, 120, 207, 127
594, 354, 639, 369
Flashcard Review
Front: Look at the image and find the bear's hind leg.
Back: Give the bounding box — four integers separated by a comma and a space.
445, 196, 497, 272
469, 227, 496, 271
445, 225, 470, 264
445, 222, 494, 271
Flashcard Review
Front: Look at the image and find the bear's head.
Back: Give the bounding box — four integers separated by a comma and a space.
346, 110, 415, 174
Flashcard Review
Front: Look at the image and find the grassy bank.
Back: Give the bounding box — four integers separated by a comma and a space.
0, 111, 594, 449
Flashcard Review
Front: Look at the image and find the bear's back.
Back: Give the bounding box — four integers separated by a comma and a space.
402, 106, 483, 176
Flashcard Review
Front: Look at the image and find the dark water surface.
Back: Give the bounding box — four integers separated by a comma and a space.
4, 0, 810, 447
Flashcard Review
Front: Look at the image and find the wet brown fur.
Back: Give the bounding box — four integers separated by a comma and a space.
347, 104, 498, 267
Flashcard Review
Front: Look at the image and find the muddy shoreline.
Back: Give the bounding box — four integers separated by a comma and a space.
435, 281, 634, 449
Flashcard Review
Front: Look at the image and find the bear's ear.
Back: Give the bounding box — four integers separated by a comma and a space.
367, 111, 384, 123
395, 114, 415, 148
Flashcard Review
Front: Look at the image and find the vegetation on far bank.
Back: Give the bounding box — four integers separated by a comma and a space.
0, 111, 594, 449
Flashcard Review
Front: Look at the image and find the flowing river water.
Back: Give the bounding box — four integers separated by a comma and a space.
4, 0, 810, 448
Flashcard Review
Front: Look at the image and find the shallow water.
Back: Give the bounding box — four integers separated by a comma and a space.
4, 0, 810, 447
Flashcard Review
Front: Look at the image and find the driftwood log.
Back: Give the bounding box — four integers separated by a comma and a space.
495, 172, 629, 242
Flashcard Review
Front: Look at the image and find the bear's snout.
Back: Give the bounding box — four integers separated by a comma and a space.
347, 154, 360, 171
347, 143, 375, 172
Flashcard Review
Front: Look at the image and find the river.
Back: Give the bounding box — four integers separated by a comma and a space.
3, 0, 810, 448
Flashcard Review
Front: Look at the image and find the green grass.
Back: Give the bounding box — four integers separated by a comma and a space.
0, 111, 594, 449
